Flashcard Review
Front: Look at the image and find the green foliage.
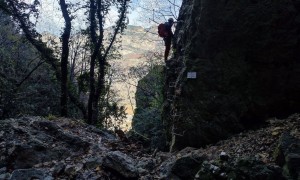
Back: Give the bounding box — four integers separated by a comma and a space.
77, 72, 90, 93
46, 114, 57, 121
101, 101, 127, 129
0, 11, 60, 119
131, 63, 166, 150
99, 70, 127, 129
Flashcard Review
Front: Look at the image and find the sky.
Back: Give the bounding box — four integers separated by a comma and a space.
31, 0, 144, 35
23, 0, 181, 35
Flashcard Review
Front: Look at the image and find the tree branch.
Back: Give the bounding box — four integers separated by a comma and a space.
16, 59, 45, 88
102, 0, 128, 60
3, 0, 87, 118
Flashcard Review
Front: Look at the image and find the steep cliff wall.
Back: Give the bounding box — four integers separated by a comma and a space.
164, 0, 300, 150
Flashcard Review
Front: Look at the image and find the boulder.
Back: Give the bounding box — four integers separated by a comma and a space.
84, 157, 103, 170
136, 157, 155, 172
0, 117, 91, 171
52, 162, 65, 177
102, 151, 138, 179
274, 132, 300, 179
32, 120, 91, 151
10, 169, 52, 180
196, 158, 284, 180
158, 150, 206, 179
86, 126, 117, 142
0, 173, 10, 180
171, 153, 206, 179
7, 143, 64, 169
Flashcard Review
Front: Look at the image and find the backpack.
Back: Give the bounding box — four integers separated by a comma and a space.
158, 23, 168, 37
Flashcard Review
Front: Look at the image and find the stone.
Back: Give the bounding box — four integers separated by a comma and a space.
157, 156, 176, 178
219, 151, 229, 161
10, 169, 53, 180
75, 163, 83, 172
234, 158, 284, 180
87, 126, 117, 141
52, 162, 65, 177
0, 117, 94, 171
197, 158, 284, 180
274, 133, 300, 179
137, 167, 147, 175
136, 158, 155, 171
102, 151, 138, 179
171, 153, 206, 179
0, 167, 6, 174
77, 172, 101, 180
285, 154, 300, 179
7, 143, 65, 169
64, 165, 76, 176
0, 173, 10, 180
157, 151, 207, 179
84, 157, 103, 170
32, 120, 91, 151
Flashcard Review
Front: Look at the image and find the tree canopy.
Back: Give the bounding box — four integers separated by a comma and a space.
0, 0, 130, 126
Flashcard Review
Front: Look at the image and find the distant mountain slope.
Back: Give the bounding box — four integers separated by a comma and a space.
111, 25, 163, 129
41, 25, 163, 129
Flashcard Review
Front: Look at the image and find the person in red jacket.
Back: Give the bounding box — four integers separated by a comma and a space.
164, 18, 174, 62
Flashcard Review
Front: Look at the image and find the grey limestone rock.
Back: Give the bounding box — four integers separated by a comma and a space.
103, 151, 138, 179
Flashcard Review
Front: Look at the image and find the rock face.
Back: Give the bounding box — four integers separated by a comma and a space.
131, 65, 166, 150
274, 133, 300, 179
163, 0, 300, 150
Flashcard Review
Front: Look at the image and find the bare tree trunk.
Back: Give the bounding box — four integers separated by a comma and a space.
86, 0, 128, 125
59, 0, 72, 117
87, 0, 98, 124
94, 0, 128, 124
90, 0, 105, 125
70, 40, 81, 82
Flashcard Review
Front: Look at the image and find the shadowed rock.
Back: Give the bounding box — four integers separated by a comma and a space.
163, 0, 300, 151
103, 151, 138, 179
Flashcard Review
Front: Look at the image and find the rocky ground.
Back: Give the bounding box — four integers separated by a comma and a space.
0, 114, 299, 179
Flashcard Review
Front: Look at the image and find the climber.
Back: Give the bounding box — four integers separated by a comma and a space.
163, 18, 174, 61
158, 18, 174, 62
